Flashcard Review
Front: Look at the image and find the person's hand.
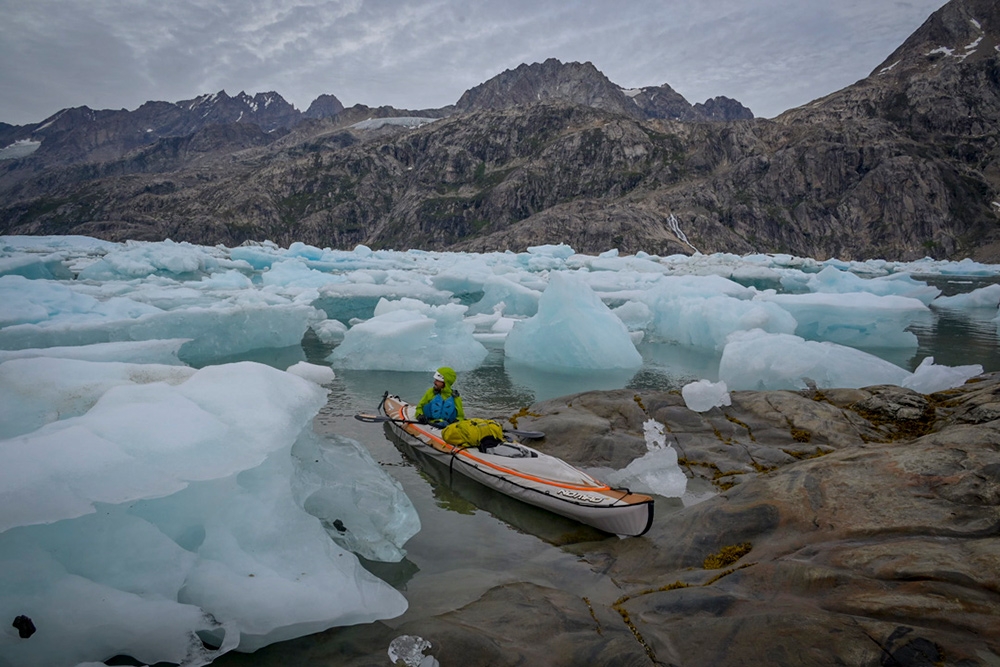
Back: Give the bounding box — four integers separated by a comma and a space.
416, 414, 428, 424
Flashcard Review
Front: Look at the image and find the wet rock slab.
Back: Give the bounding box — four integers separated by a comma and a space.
508, 374, 1000, 665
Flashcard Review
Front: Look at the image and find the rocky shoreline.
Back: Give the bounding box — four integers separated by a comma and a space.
218, 373, 1000, 666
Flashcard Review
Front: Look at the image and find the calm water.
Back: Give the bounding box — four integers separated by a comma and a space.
215, 276, 999, 664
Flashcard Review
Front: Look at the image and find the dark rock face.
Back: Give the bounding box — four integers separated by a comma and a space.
493, 375, 1000, 666
1, 0, 998, 261
455, 58, 645, 119
303, 94, 346, 119
456, 58, 753, 123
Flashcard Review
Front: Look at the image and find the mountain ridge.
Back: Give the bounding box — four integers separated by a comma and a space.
1, 0, 997, 261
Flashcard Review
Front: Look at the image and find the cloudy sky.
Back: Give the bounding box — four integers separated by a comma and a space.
1, 0, 949, 126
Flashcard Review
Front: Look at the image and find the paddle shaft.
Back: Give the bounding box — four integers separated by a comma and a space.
354, 413, 544, 439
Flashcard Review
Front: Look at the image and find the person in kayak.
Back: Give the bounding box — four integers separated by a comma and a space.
415, 367, 464, 427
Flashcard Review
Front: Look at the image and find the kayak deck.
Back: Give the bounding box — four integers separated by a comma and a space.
377, 394, 654, 537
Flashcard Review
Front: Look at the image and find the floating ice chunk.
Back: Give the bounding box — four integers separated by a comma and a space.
389, 635, 439, 667
286, 361, 335, 384
0, 252, 74, 280
613, 300, 653, 331
328, 300, 487, 371
902, 357, 982, 394
603, 420, 687, 498
0, 338, 187, 367
0, 287, 323, 364
198, 268, 254, 289
0, 361, 327, 531
429, 258, 493, 294
0, 234, 118, 255
128, 448, 407, 653
505, 272, 641, 371
316, 279, 454, 324
0, 526, 238, 667
755, 291, 928, 348
286, 241, 327, 261
798, 265, 941, 304
469, 305, 519, 345
492, 315, 517, 333
76, 239, 249, 281
527, 243, 575, 259
465, 304, 504, 331
0, 357, 196, 440
229, 242, 285, 270
932, 283, 1000, 309
644, 287, 796, 350
729, 264, 783, 290
313, 318, 349, 344
262, 258, 347, 288
719, 329, 911, 391
468, 275, 541, 317
908, 257, 1000, 277
682, 379, 732, 412
291, 431, 419, 562
0, 274, 160, 328
0, 359, 410, 665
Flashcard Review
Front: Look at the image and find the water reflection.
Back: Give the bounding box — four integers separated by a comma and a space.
912, 309, 1000, 371
504, 362, 640, 403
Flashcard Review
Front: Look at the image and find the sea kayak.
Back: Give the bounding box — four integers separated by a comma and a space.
366, 393, 654, 537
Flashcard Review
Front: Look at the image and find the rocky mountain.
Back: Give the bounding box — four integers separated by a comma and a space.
303, 94, 346, 120
454, 57, 751, 122
0, 90, 347, 169
0, 0, 997, 261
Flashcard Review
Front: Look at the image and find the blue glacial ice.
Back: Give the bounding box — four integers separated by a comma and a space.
327, 297, 488, 371
1, 233, 996, 665
0, 358, 415, 666
505, 271, 642, 371
682, 379, 732, 412
720, 329, 915, 390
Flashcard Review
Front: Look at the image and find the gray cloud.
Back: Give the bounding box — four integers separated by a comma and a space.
0, 0, 948, 126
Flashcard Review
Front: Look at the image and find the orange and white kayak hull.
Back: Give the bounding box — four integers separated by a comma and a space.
378, 394, 654, 537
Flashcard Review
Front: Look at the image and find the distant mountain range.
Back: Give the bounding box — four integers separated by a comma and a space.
1, 0, 997, 261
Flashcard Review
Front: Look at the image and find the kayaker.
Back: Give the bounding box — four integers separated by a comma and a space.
415, 367, 464, 427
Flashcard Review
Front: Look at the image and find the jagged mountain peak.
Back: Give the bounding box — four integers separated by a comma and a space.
456, 57, 753, 122
454, 58, 639, 117
779, 0, 998, 136
177, 90, 296, 115
304, 93, 346, 119
872, 0, 998, 78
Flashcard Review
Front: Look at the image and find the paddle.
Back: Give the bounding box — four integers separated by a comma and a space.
354, 413, 545, 439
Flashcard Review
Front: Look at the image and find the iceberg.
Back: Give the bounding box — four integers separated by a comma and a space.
286, 360, 336, 384
468, 274, 541, 317
328, 298, 488, 371
794, 264, 942, 304
76, 239, 251, 281
601, 420, 687, 498
1, 233, 995, 664
505, 272, 642, 371
932, 283, 1000, 310
902, 356, 983, 394
0, 273, 324, 363
682, 379, 732, 412
0, 359, 413, 666
719, 329, 912, 391
0, 338, 188, 366
755, 291, 930, 349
